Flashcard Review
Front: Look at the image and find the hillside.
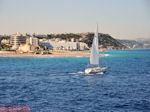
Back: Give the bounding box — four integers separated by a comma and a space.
46, 33, 128, 49
0, 33, 128, 50
79, 33, 128, 49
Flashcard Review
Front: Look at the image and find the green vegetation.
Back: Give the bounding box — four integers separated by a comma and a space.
47, 33, 81, 40
38, 33, 127, 49
79, 33, 127, 49
0, 33, 128, 50
1, 43, 12, 50
0, 36, 11, 50
0, 36, 11, 40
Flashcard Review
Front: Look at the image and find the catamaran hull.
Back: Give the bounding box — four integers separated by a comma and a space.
85, 67, 107, 74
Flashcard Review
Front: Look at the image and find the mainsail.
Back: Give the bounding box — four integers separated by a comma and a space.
90, 25, 99, 65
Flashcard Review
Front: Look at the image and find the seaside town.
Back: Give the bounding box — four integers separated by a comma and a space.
0, 32, 91, 57
0, 32, 127, 57
1, 32, 150, 57
1, 0, 150, 112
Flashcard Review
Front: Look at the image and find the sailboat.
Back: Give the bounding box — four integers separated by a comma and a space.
85, 25, 107, 74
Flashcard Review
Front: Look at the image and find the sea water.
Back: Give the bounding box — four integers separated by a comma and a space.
0, 49, 150, 112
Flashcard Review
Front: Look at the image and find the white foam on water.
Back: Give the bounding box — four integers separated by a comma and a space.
69, 72, 77, 75
77, 71, 84, 74
101, 54, 110, 57
96, 72, 104, 75
69, 71, 84, 75
76, 56, 83, 57
69, 71, 105, 75
104, 54, 110, 56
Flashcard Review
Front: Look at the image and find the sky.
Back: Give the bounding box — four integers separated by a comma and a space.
0, 0, 150, 39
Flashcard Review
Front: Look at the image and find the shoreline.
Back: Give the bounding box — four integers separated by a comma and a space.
0, 51, 105, 58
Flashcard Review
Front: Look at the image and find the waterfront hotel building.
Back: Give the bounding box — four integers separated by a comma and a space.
10, 33, 26, 50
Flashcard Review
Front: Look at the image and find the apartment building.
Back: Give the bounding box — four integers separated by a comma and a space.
29, 36, 39, 47
10, 33, 26, 50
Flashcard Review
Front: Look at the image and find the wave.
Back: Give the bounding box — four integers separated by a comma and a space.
104, 54, 110, 56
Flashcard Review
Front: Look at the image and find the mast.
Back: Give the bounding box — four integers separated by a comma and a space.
90, 25, 99, 65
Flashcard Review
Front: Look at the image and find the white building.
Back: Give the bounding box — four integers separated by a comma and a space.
0, 38, 2, 49
10, 33, 26, 50
40, 40, 89, 51
29, 37, 39, 47
1, 39, 10, 44
40, 40, 79, 50
78, 42, 89, 50
18, 38, 36, 53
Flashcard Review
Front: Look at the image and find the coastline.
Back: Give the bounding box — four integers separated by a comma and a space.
0, 51, 105, 57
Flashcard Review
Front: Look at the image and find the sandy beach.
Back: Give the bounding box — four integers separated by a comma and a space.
0, 51, 105, 57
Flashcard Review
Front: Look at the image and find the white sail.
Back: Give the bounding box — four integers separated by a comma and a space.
90, 25, 99, 65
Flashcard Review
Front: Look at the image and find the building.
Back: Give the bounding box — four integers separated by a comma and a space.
10, 33, 26, 50
18, 38, 36, 53
40, 40, 79, 50
71, 38, 75, 42
1, 39, 10, 44
0, 38, 2, 49
40, 40, 89, 51
78, 42, 89, 50
29, 36, 39, 47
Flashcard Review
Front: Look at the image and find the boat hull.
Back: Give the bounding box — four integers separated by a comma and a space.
85, 67, 107, 74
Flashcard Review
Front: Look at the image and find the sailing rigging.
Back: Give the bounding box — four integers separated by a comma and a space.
85, 25, 107, 74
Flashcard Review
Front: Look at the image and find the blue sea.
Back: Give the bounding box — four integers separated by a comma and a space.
0, 49, 150, 112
